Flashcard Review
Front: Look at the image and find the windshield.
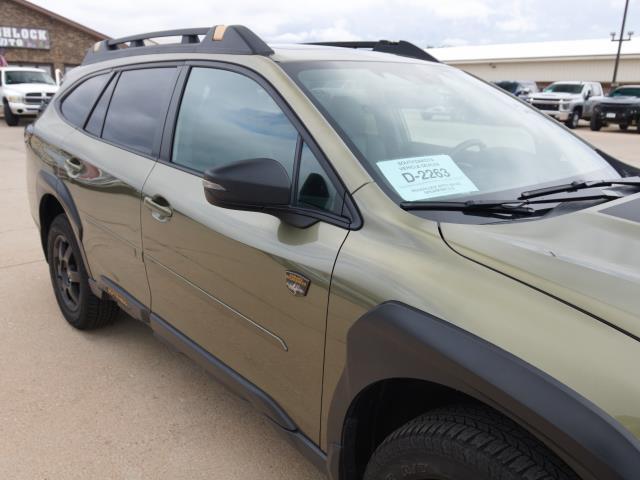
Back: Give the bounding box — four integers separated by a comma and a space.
543, 83, 583, 94
283, 61, 618, 204
4, 70, 55, 85
495, 81, 519, 94
610, 87, 640, 98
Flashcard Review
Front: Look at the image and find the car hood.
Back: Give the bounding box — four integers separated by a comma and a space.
601, 96, 640, 105
440, 194, 640, 341
3, 83, 58, 94
531, 92, 581, 101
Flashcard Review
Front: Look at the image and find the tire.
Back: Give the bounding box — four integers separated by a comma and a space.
364, 404, 578, 480
564, 109, 580, 129
590, 115, 602, 131
47, 214, 119, 329
619, 124, 628, 131
3, 100, 19, 126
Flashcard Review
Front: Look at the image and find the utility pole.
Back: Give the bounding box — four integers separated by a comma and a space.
611, 0, 634, 88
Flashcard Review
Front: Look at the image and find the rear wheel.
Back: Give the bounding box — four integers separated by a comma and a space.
364, 404, 578, 480
47, 214, 119, 329
590, 114, 602, 131
3, 100, 19, 126
565, 109, 580, 129
619, 123, 629, 131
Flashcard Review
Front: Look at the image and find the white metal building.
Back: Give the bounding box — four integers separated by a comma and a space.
426, 37, 640, 87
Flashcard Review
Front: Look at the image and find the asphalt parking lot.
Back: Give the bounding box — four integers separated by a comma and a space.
1, 120, 639, 479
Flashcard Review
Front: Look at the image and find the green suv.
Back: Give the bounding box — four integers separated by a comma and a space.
25, 25, 640, 480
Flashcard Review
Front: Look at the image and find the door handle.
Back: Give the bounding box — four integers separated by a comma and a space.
64, 157, 83, 178
144, 196, 173, 222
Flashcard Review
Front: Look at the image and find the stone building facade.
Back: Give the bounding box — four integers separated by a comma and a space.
0, 0, 107, 79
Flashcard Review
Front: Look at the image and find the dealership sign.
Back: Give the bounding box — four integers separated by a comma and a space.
0, 27, 50, 49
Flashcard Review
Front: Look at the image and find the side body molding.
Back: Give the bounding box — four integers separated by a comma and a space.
326, 302, 640, 480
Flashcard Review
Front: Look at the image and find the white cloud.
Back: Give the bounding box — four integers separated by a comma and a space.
496, 16, 537, 32
402, 0, 494, 19
270, 20, 361, 42
27, 0, 639, 47
441, 37, 471, 46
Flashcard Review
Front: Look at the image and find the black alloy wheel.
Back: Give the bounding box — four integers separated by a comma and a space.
46, 214, 119, 329
52, 233, 82, 312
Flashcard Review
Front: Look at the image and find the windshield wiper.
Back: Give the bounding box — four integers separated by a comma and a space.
519, 176, 640, 200
401, 200, 535, 215
401, 193, 620, 216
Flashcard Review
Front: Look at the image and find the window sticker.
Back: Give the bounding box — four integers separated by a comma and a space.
376, 155, 478, 201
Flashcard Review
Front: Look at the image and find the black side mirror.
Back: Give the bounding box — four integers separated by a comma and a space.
203, 158, 290, 210
203, 158, 321, 228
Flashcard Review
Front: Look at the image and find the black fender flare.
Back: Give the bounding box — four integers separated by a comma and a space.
326, 301, 640, 480
36, 170, 91, 276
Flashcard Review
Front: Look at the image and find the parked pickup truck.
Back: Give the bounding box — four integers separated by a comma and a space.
494, 80, 539, 99
527, 81, 603, 129
1, 66, 58, 126
589, 85, 640, 132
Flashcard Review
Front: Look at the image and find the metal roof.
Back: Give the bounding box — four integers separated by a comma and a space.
426, 37, 640, 63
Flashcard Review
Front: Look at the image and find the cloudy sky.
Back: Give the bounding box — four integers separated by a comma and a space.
34, 0, 639, 47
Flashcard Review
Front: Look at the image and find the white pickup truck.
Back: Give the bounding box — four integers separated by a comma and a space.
1, 67, 58, 126
527, 81, 604, 129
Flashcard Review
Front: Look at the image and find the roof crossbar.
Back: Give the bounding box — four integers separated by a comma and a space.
306, 40, 439, 62
82, 25, 274, 65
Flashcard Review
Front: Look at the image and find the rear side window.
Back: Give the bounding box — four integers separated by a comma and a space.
102, 68, 177, 156
172, 67, 298, 175
85, 75, 115, 136
61, 74, 109, 127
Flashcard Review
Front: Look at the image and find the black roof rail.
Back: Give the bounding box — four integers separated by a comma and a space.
305, 40, 439, 62
82, 25, 273, 65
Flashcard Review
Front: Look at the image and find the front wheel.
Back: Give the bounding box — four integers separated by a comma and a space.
47, 214, 119, 329
565, 109, 580, 129
3, 100, 19, 126
364, 404, 578, 480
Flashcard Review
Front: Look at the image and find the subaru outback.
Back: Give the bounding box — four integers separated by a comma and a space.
25, 25, 640, 480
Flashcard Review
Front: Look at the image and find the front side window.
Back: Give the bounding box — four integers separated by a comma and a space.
5, 70, 55, 85
172, 67, 298, 176
296, 143, 343, 215
61, 73, 109, 128
283, 61, 618, 206
611, 87, 640, 98
102, 68, 177, 155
